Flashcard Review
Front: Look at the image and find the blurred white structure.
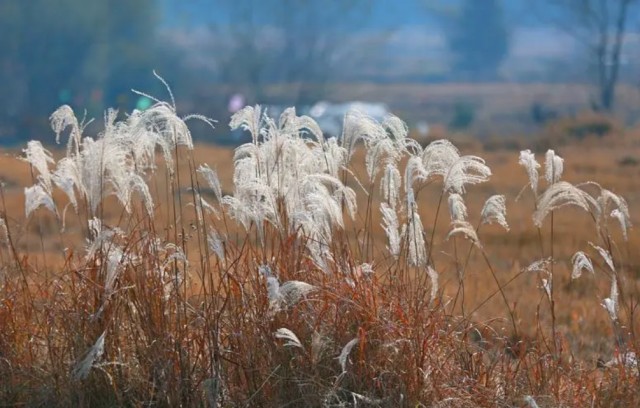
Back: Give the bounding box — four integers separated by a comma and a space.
308, 101, 390, 137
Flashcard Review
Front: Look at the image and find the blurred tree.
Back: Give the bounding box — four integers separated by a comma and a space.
536, 0, 638, 111
100, 0, 159, 108
212, 0, 372, 106
0, 0, 158, 140
447, 0, 510, 80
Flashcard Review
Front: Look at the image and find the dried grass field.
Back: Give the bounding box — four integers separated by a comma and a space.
2, 101, 640, 406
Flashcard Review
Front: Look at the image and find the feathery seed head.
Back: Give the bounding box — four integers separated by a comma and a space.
533, 181, 594, 227
481, 195, 509, 230
571, 251, 594, 279
519, 150, 540, 194
447, 193, 467, 223
545, 149, 564, 184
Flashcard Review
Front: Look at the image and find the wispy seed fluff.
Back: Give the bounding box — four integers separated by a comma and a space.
427, 265, 439, 305
71, 331, 106, 381
589, 242, 615, 271
519, 150, 540, 194
444, 155, 492, 194
481, 195, 509, 230
447, 221, 481, 248
544, 149, 564, 184
596, 188, 632, 240
24, 184, 56, 218
22, 140, 55, 189
406, 189, 427, 266
380, 203, 401, 258
447, 193, 467, 223
422, 139, 460, 178
533, 181, 593, 227
338, 338, 359, 373
275, 328, 304, 349
380, 162, 401, 209
571, 251, 594, 280
602, 277, 619, 321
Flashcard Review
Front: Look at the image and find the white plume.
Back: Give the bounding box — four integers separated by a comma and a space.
338, 338, 359, 373
481, 195, 509, 230
533, 182, 594, 227
380, 203, 401, 258
519, 150, 540, 194
71, 331, 106, 381
24, 183, 56, 218
275, 328, 304, 349
544, 149, 564, 184
571, 251, 594, 280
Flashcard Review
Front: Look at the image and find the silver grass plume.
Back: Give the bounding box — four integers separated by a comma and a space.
571, 251, 594, 280
71, 331, 106, 381
421, 139, 460, 179
533, 181, 594, 227
447, 221, 481, 248
275, 328, 304, 349
341, 110, 386, 160
380, 203, 401, 258
518, 150, 540, 194
447, 193, 467, 223
207, 229, 225, 263
541, 278, 552, 301
230, 105, 263, 143
481, 195, 509, 230
50, 105, 84, 157
266, 276, 280, 307
24, 183, 56, 218
197, 164, 223, 204
384, 114, 423, 156
318, 137, 347, 177
105, 247, 124, 296
383, 115, 408, 142
338, 338, 359, 373
290, 112, 325, 144
427, 265, 439, 305
524, 396, 541, 408
444, 155, 492, 194
525, 258, 553, 273
52, 157, 83, 211
191, 190, 220, 221
365, 138, 400, 182
596, 188, 631, 240
279, 281, 316, 308
602, 277, 619, 321
264, 270, 315, 312
611, 209, 631, 240
339, 186, 359, 221
380, 161, 401, 209
404, 155, 428, 192
544, 149, 564, 184
406, 189, 427, 266
22, 141, 55, 190
127, 101, 195, 157
85, 218, 124, 260
589, 242, 616, 272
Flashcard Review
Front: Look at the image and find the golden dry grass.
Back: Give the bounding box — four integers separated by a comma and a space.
4, 129, 640, 362
3, 121, 640, 406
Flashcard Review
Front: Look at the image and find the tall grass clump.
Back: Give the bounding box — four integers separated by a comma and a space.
0, 82, 638, 406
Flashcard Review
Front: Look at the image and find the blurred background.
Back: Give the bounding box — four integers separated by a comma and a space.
1, 0, 639, 145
